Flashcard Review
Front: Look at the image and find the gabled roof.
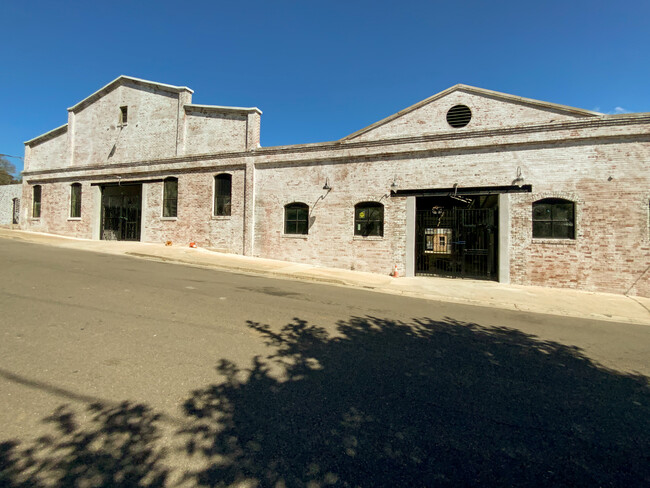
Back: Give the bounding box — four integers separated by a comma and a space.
342, 84, 603, 141
67, 75, 194, 113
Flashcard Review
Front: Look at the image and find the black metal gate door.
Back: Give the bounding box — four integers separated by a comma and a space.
101, 185, 141, 241
416, 207, 497, 280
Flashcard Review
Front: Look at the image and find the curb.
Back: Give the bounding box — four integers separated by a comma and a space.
2, 228, 650, 326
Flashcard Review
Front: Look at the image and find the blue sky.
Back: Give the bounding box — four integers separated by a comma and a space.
1, 0, 649, 177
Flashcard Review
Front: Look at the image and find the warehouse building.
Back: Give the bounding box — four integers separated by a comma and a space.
20, 76, 650, 296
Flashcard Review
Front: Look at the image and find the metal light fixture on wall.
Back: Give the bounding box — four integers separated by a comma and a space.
322, 178, 332, 191
391, 176, 398, 191
513, 166, 525, 187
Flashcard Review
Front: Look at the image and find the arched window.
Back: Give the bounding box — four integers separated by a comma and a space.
284, 203, 309, 235
70, 183, 82, 218
354, 202, 384, 237
32, 185, 41, 218
214, 174, 232, 216
163, 177, 178, 218
532, 198, 575, 239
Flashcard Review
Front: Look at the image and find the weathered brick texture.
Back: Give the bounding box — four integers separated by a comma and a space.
0, 184, 21, 226
19, 78, 650, 296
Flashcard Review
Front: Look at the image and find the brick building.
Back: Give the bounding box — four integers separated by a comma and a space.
0, 184, 21, 226
20, 76, 650, 296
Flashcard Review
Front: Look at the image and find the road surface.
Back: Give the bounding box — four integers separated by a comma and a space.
1, 237, 648, 486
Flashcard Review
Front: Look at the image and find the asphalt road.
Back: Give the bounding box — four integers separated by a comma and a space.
1, 237, 649, 487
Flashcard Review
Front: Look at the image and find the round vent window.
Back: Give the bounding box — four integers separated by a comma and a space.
446, 105, 472, 128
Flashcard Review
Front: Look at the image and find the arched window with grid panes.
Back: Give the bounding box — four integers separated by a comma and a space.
354, 202, 384, 237
532, 198, 575, 239
284, 202, 309, 235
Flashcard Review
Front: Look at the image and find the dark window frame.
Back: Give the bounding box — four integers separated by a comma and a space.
163, 177, 178, 218
284, 202, 309, 235
32, 185, 41, 218
70, 183, 82, 218
119, 106, 128, 125
532, 198, 575, 239
214, 174, 232, 216
354, 202, 384, 237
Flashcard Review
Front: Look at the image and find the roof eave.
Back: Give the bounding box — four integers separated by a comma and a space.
184, 103, 262, 115
24, 123, 68, 146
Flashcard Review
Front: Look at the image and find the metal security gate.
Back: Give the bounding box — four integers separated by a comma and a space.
100, 184, 142, 241
416, 207, 497, 280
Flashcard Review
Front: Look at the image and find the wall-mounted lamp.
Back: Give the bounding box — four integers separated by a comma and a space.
323, 178, 332, 191
391, 176, 398, 190
512, 166, 525, 187
450, 183, 472, 204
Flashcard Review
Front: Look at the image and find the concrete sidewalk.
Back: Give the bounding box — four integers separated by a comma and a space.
2, 227, 650, 326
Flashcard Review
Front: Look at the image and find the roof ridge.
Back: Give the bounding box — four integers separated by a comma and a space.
67, 75, 194, 112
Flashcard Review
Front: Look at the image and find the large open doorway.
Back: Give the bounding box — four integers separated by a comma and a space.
416, 194, 498, 280
100, 184, 142, 241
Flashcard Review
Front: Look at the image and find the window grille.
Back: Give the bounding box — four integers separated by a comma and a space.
532, 198, 575, 239
284, 203, 309, 235
354, 202, 384, 237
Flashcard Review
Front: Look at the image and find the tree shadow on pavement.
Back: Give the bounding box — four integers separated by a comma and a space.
179, 316, 650, 487
1, 316, 649, 487
0, 402, 168, 487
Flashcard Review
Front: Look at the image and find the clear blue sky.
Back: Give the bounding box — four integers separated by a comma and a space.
2, 0, 649, 177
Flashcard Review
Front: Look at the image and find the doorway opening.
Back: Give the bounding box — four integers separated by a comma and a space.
416, 194, 498, 280
11, 198, 20, 225
100, 184, 142, 241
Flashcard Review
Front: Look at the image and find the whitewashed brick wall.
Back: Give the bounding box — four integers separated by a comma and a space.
0, 184, 21, 226
19, 79, 650, 296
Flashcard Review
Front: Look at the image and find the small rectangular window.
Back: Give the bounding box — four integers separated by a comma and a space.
120, 106, 128, 125
70, 183, 82, 218
163, 178, 178, 218
32, 185, 41, 218
214, 174, 232, 216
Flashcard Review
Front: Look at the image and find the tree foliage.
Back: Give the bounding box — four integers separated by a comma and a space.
0, 156, 20, 185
